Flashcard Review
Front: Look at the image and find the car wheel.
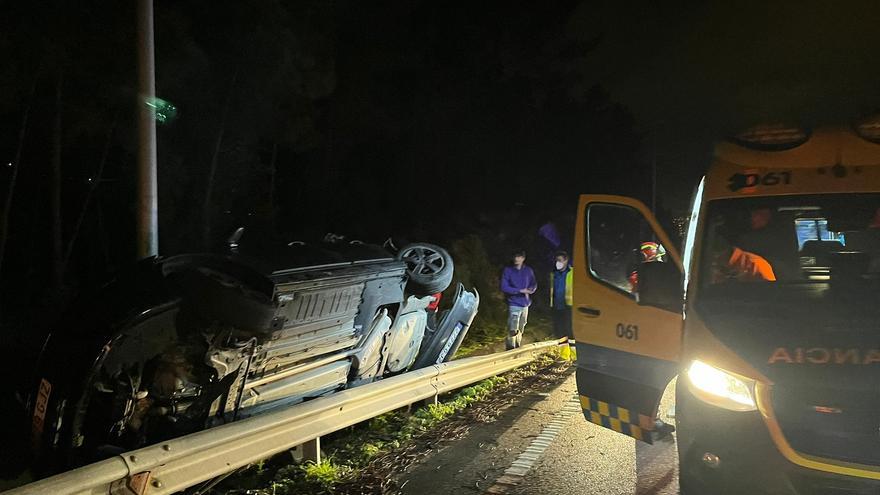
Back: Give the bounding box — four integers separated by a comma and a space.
397, 243, 454, 295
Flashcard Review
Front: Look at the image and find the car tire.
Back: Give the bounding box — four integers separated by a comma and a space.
397, 243, 454, 295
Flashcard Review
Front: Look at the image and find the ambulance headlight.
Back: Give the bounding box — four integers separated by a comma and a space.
687, 361, 757, 412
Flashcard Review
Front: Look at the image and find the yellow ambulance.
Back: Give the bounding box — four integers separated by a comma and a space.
574, 123, 880, 494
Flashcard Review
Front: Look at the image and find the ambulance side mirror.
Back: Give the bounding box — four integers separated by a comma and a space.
635, 261, 682, 313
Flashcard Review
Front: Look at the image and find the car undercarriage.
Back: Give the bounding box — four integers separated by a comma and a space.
29, 239, 479, 470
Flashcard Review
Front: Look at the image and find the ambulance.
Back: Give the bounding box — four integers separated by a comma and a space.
574, 123, 880, 494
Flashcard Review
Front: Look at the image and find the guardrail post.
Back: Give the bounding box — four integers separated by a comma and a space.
407, 394, 437, 413
302, 437, 321, 464
290, 437, 321, 464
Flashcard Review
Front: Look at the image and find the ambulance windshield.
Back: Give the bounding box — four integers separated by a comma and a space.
700, 194, 880, 294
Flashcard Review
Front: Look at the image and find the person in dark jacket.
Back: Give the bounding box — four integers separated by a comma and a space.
500, 249, 537, 349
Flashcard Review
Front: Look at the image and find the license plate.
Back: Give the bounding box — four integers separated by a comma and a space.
31, 378, 52, 445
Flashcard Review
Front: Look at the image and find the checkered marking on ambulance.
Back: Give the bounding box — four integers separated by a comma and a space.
579, 395, 655, 443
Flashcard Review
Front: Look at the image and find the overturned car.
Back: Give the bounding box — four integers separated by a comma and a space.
30, 238, 478, 469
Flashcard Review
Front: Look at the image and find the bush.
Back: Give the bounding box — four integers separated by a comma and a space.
447, 235, 505, 320
446, 235, 508, 347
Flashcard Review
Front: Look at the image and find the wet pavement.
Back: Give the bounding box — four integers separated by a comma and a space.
397, 368, 679, 495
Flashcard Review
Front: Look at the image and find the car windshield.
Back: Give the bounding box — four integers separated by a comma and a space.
699, 193, 880, 302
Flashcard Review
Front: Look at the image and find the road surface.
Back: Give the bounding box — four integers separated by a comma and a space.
397, 367, 679, 495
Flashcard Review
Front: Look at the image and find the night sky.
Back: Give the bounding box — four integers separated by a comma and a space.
1, 0, 880, 314
567, 1, 880, 206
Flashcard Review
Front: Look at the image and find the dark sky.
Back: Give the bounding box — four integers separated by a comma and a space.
573, 1, 880, 125
564, 1, 880, 207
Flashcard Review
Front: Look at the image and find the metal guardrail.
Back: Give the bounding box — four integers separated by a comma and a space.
5, 339, 564, 495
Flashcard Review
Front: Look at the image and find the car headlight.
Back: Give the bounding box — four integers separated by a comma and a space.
686, 360, 757, 411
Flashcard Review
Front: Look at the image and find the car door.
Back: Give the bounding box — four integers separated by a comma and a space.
573, 195, 684, 444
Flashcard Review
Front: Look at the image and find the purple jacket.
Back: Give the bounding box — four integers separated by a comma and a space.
500, 265, 537, 307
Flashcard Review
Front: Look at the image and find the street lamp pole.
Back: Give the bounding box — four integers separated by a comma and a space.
136, 0, 158, 258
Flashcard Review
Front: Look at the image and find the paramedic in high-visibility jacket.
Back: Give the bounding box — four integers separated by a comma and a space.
549, 251, 576, 360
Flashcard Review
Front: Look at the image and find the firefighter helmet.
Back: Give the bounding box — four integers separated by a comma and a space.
639, 241, 665, 262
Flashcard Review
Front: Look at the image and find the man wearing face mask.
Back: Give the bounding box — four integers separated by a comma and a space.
550, 251, 575, 359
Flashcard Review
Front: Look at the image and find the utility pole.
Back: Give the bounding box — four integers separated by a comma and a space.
136, 0, 158, 258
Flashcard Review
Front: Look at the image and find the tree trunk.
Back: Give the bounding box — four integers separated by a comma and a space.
0, 80, 36, 297
202, 70, 239, 248
268, 142, 278, 234
62, 114, 118, 277
50, 72, 64, 289
96, 199, 110, 271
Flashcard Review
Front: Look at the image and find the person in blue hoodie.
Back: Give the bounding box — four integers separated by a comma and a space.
500, 249, 537, 349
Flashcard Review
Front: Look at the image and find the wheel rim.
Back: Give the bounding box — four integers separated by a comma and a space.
401, 247, 445, 275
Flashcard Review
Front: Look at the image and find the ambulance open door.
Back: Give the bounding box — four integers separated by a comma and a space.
572, 195, 684, 443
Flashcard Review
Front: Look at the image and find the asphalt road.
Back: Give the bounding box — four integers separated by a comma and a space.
397, 367, 679, 495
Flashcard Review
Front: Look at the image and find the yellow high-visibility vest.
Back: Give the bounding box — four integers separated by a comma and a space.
549, 268, 573, 307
